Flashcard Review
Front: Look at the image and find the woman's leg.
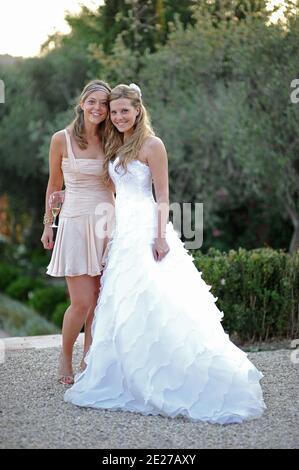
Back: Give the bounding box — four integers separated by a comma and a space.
58, 274, 100, 383
80, 275, 102, 370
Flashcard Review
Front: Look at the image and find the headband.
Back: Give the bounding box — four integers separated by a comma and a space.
129, 83, 142, 98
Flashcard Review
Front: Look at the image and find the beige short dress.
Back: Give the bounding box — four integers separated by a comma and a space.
47, 129, 115, 277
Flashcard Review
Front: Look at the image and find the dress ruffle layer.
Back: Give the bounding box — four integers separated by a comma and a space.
65, 223, 266, 424
65, 157, 266, 423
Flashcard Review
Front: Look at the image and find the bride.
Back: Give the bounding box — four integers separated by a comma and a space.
64, 83, 266, 424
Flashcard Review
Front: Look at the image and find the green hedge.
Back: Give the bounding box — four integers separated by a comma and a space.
5, 276, 45, 301
0, 263, 21, 291
193, 247, 299, 342
29, 286, 68, 320
51, 301, 70, 328
0, 258, 68, 327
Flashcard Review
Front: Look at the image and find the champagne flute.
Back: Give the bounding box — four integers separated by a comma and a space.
49, 191, 65, 228
51, 202, 61, 228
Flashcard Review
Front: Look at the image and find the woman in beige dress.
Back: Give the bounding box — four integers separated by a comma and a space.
41, 80, 115, 385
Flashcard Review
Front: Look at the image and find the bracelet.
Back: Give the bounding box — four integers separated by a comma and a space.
43, 213, 53, 225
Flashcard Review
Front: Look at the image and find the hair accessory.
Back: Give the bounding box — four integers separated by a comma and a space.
129, 83, 142, 97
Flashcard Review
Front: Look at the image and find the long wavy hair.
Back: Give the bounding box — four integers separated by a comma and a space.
71, 80, 111, 149
102, 84, 154, 186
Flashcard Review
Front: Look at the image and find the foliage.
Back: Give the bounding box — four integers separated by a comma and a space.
29, 286, 68, 320
0, 262, 21, 291
137, 2, 299, 250
193, 247, 299, 342
1, 0, 299, 253
51, 300, 70, 328
5, 276, 44, 302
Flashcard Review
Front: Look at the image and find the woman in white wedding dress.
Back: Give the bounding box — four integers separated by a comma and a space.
64, 84, 266, 424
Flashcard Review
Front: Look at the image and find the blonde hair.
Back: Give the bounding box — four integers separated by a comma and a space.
102, 84, 154, 185
71, 80, 111, 149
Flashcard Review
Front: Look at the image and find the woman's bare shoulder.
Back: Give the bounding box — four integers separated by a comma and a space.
50, 130, 69, 157
140, 135, 165, 161
143, 135, 165, 151
137, 136, 167, 169
51, 129, 66, 144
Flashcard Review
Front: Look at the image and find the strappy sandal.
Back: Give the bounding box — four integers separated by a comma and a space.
58, 352, 74, 385
58, 375, 74, 385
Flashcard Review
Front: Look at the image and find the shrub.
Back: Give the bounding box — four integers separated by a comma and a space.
5, 276, 45, 301
0, 263, 21, 291
29, 286, 68, 320
22, 249, 52, 276
51, 301, 70, 328
192, 247, 299, 342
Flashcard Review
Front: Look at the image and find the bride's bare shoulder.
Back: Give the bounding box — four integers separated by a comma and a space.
139, 136, 167, 168
143, 135, 165, 151
141, 136, 166, 159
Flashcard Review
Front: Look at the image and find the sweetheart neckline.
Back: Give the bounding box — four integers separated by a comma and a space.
110, 157, 150, 169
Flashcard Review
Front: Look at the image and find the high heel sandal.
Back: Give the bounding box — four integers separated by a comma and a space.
58, 352, 74, 385
58, 375, 74, 385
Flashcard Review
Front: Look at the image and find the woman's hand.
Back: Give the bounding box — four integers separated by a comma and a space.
41, 225, 54, 250
152, 237, 170, 262
49, 190, 65, 209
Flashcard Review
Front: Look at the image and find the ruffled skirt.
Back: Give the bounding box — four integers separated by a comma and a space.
64, 223, 266, 424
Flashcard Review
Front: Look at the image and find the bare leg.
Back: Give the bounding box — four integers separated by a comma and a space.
58, 274, 99, 383
80, 275, 101, 370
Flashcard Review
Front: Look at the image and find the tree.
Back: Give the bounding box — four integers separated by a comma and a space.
138, 1, 298, 251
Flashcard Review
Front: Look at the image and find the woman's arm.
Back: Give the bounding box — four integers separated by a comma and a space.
41, 132, 64, 250
146, 136, 170, 261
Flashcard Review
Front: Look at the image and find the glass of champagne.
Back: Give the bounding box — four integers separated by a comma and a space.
51, 204, 61, 228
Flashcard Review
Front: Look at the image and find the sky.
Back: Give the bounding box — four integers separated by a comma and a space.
0, 0, 288, 58
0, 0, 102, 57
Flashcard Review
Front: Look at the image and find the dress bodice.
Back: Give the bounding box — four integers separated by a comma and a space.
108, 156, 156, 237
109, 156, 153, 200
60, 130, 114, 217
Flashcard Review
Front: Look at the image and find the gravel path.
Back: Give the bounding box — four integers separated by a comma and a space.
0, 346, 298, 449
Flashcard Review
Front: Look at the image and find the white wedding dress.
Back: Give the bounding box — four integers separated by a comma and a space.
64, 156, 266, 424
